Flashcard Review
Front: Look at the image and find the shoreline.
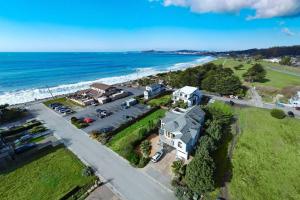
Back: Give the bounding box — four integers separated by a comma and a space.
6, 56, 216, 107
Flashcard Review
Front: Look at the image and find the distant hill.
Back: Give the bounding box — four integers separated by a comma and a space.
141, 45, 300, 58
218, 45, 300, 58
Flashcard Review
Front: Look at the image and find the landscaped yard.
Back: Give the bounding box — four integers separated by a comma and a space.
43, 97, 83, 108
212, 58, 300, 89
229, 107, 300, 200
108, 109, 166, 163
0, 147, 95, 200
147, 94, 172, 107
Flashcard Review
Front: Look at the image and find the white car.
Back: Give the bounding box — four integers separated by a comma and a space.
151, 149, 164, 163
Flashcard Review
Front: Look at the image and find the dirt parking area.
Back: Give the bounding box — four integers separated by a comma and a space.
142, 134, 175, 190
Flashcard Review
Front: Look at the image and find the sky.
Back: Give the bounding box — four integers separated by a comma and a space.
0, 0, 300, 52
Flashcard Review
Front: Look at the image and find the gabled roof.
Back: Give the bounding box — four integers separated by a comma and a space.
161, 106, 205, 144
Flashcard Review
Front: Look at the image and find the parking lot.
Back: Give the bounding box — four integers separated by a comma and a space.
64, 87, 150, 133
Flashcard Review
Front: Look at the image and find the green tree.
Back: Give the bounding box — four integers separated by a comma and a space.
196, 135, 216, 154
242, 63, 266, 82
185, 150, 215, 194
171, 160, 186, 178
201, 69, 242, 95
205, 120, 222, 142
279, 56, 292, 65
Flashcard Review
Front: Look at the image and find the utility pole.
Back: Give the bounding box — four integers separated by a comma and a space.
46, 85, 54, 99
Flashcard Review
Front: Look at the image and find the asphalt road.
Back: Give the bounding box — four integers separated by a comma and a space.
205, 93, 300, 117
29, 103, 175, 200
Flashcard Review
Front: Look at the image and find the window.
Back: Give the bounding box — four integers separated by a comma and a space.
178, 142, 183, 148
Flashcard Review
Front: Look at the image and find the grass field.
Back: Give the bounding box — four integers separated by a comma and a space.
43, 97, 83, 108
212, 58, 300, 89
0, 148, 95, 200
229, 107, 300, 200
108, 109, 166, 160
147, 94, 172, 107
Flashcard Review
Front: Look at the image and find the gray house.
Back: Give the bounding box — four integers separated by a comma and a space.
144, 83, 166, 100
159, 106, 205, 160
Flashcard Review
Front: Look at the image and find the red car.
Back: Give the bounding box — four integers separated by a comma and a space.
83, 118, 94, 123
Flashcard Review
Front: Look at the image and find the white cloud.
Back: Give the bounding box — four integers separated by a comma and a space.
281, 27, 295, 36
160, 0, 300, 19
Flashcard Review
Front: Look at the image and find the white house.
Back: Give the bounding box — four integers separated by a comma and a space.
172, 86, 202, 107
159, 106, 205, 160
144, 83, 166, 100
289, 91, 300, 107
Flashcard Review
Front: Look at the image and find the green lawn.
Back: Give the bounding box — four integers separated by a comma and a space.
212, 58, 300, 89
43, 97, 83, 108
0, 147, 95, 200
229, 107, 300, 200
108, 109, 166, 160
147, 94, 172, 107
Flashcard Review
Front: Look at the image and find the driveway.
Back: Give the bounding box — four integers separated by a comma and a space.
142, 135, 175, 191
29, 103, 175, 200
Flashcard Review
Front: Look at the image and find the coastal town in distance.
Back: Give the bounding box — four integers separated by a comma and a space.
0, 1, 300, 200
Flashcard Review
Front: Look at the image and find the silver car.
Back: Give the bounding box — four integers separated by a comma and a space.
151, 149, 164, 163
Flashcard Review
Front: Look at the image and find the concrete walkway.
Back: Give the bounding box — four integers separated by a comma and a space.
29, 103, 175, 200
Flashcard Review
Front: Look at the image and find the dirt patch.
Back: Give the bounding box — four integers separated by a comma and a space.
148, 134, 160, 157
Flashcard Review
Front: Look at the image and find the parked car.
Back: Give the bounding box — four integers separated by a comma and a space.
151, 149, 164, 163
49, 103, 62, 109
15, 143, 37, 154
287, 111, 295, 118
91, 101, 99, 106
229, 100, 235, 106
84, 118, 94, 123
62, 110, 73, 115
99, 126, 114, 133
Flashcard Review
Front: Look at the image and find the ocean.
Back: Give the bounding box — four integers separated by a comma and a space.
0, 52, 214, 105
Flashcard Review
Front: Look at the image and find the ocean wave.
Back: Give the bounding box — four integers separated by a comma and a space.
0, 56, 215, 105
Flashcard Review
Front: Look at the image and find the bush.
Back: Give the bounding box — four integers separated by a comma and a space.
140, 140, 151, 158
270, 109, 286, 119
28, 125, 47, 134
82, 166, 94, 177
71, 117, 89, 129
129, 153, 140, 166
137, 156, 150, 168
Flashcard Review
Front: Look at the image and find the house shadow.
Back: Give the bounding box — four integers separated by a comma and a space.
212, 119, 236, 188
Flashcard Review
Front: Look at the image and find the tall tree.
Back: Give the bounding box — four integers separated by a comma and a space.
201, 69, 242, 95
243, 63, 266, 82
185, 150, 215, 194
279, 56, 292, 65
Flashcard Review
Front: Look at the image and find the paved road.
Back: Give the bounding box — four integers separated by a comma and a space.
29, 103, 175, 200
204, 93, 300, 117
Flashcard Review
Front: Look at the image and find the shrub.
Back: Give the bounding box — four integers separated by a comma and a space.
129, 153, 140, 166
137, 156, 150, 168
171, 160, 186, 178
82, 166, 94, 177
270, 109, 286, 119
140, 140, 151, 158
90, 130, 100, 139
28, 125, 47, 134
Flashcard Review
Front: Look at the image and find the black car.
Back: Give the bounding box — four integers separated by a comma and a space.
287, 111, 295, 117
15, 143, 37, 154
49, 103, 62, 109
99, 126, 114, 133
229, 100, 235, 106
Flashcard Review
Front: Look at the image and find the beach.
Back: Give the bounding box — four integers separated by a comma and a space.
0, 52, 214, 105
